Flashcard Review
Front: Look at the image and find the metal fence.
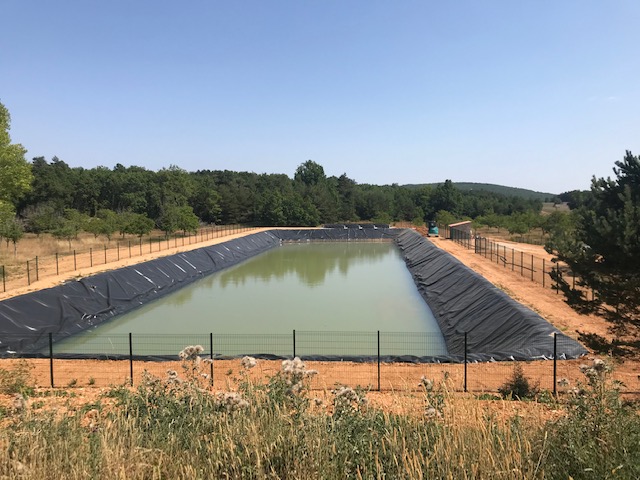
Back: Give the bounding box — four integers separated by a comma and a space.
0, 225, 257, 295
2, 331, 635, 394
440, 224, 593, 297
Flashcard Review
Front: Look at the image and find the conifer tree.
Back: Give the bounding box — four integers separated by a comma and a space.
547, 151, 640, 327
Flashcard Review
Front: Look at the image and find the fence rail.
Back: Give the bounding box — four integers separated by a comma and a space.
2, 330, 635, 394
1, 224, 257, 296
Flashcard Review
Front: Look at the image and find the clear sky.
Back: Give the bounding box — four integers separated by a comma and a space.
2, 1, 639, 194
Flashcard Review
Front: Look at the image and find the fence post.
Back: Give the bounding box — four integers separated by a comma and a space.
464, 332, 468, 393
35, 256, 39, 281
117, 243, 120, 261
27, 260, 30, 285
530, 255, 534, 281
543, 259, 546, 288
149, 237, 152, 253
49, 332, 54, 388
520, 251, 523, 276
139, 238, 142, 255
377, 330, 381, 392
553, 333, 557, 397
56, 253, 59, 275
104, 245, 107, 264
1, 265, 5, 292
129, 333, 134, 387
128, 241, 131, 258
293, 329, 296, 358
209, 333, 214, 388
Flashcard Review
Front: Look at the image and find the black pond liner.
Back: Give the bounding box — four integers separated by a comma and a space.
0, 228, 586, 362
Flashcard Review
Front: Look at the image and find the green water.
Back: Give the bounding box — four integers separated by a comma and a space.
55, 242, 447, 356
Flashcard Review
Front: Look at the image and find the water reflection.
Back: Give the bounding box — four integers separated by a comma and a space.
56, 242, 448, 356
218, 242, 392, 288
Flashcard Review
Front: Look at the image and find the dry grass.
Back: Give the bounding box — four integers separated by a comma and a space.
1, 356, 638, 479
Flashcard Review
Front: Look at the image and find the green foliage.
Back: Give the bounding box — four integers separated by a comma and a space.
498, 364, 538, 400
123, 212, 155, 238
543, 359, 640, 479
0, 102, 33, 205
547, 151, 640, 326
0, 360, 34, 395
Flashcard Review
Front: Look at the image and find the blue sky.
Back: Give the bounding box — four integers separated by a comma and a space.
2, 1, 639, 194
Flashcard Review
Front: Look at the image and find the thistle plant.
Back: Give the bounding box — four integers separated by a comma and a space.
266, 357, 316, 413
543, 358, 640, 479
177, 345, 212, 388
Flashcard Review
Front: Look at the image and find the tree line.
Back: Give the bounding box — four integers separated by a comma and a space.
4, 156, 546, 240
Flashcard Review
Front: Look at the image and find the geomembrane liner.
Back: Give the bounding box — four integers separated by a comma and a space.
0, 228, 586, 361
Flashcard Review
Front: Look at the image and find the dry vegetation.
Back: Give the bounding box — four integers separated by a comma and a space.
0, 354, 638, 479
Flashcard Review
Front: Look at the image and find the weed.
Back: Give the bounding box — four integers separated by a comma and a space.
543, 358, 640, 479
0, 360, 34, 396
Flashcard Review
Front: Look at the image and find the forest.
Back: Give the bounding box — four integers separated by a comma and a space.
3, 156, 551, 238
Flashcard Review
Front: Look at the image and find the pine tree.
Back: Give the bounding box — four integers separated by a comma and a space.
547, 151, 640, 327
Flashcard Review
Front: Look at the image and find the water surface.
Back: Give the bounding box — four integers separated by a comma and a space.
56, 242, 447, 356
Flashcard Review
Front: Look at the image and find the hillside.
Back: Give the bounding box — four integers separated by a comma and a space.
404, 182, 558, 201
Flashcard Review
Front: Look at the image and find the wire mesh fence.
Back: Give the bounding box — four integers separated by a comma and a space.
439, 224, 594, 298
2, 331, 636, 394
0, 225, 258, 295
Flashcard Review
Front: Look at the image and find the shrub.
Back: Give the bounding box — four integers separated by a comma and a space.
0, 360, 34, 396
498, 364, 538, 400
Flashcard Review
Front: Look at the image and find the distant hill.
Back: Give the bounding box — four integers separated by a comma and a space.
403, 182, 558, 201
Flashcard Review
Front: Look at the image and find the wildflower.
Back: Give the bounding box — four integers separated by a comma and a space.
167, 370, 178, 378
179, 345, 204, 361
313, 397, 323, 406
12, 393, 27, 412
425, 407, 438, 419
202, 358, 214, 365
592, 358, 607, 372
557, 378, 570, 387
215, 392, 249, 412
241, 356, 257, 369
419, 376, 434, 391
282, 357, 306, 374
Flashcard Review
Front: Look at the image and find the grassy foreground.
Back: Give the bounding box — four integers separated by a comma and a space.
1, 353, 639, 479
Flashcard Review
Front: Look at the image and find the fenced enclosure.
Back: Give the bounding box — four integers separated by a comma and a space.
0, 224, 257, 295
3, 330, 635, 395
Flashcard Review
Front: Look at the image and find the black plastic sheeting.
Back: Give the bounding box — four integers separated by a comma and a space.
0, 229, 398, 356
395, 229, 587, 361
0, 228, 586, 362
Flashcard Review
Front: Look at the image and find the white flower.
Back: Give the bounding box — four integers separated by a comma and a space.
425, 407, 438, 419
216, 392, 249, 412
419, 376, 434, 391
241, 356, 257, 369
179, 345, 204, 361
13, 393, 27, 412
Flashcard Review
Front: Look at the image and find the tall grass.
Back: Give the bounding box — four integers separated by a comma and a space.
0, 355, 638, 479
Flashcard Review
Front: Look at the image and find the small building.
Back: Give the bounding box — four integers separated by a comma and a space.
448, 220, 472, 239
